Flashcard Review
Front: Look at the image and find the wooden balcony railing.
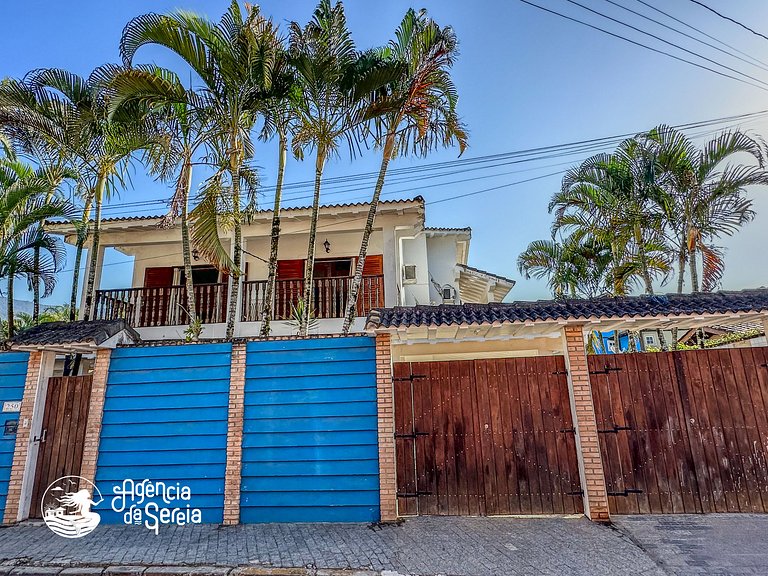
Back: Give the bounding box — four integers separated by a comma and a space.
93, 283, 227, 327
241, 275, 385, 322
94, 275, 384, 327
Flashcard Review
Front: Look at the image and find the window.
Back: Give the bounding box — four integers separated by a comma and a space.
645, 335, 656, 345
313, 258, 352, 278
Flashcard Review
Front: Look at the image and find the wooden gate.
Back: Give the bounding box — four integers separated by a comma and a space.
393, 357, 583, 516
29, 375, 93, 518
589, 348, 768, 514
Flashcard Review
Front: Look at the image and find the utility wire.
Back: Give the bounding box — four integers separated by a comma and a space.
634, 0, 768, 69
563, 0, 768, 89
517, 0, 768, 93
93, 108, 768, 216
604, 0, 768, 73
687, 0, 768, 43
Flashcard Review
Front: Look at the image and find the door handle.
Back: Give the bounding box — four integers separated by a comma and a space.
33, 429, 47, 443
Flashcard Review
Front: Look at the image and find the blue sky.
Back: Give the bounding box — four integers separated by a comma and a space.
3, 0, 768, 305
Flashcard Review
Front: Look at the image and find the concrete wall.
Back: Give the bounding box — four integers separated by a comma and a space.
426, 235, 461, 304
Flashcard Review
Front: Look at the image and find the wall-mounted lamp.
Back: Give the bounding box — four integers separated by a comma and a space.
192, 248, 200, 261
323, 239, 331, 253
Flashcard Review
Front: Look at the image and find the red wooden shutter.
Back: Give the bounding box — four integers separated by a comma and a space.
277, 259, 305, 279
143, 267, 174, 287
362, 254, 383, 276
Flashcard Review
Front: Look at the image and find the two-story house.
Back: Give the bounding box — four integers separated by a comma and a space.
48, 196, 515, 340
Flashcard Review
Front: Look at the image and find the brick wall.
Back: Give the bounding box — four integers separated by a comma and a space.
223, 341, 246, 525
3, 351, 43, 524
562, 326, 610, 522
375, 333, 397, 521
78, 349, 112, 486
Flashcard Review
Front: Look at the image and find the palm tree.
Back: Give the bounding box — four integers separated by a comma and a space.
121, 1, 289, 339
259, 74, 298, 337
0, 67, 154, 321
517, 237, 612, 299
340, 8, 467, 334
644, 125, 768, 293
0, 158, 69, 338
108, 65, 212, 325
288, 0, 400, 335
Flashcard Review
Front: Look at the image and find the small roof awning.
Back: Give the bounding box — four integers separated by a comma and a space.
366, 289, 768, 344
457, 264, 515, 304
9, 319, 141, 353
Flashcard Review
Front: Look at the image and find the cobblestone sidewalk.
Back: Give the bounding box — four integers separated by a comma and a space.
615, 514, 768, 576
0, 516, 662, 576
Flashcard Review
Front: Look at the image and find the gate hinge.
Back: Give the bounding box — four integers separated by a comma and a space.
608, 489, 643, 496
394, 432, 429, 439
397, 491, 432, 498
393, 374, 427, 382
589, 366, 623, 375
566, 489, 584, 496
559, 427, 575, 434
597, 425, 633, 434
552, 370, 568, 375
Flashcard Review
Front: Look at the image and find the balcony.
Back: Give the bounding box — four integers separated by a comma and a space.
93, 275, 385, 327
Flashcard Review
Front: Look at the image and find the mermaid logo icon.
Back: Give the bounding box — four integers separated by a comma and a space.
42, 476, 103, 538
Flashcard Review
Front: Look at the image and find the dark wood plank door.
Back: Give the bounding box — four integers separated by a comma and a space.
393, 357, 583, 516
29, 376, 93, 518
589, 348, 768, 514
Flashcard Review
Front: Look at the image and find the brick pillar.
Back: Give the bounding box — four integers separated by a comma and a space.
78, 348, 112, 486
4, 350, 53, 523
223, 341, 246, 525
375, 333, 397, 521
562, 325, 610, 522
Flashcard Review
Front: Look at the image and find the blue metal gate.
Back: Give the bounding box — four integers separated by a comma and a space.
240, 337, 380, 522
0, 352, 28, 514
95, 343, 231, 523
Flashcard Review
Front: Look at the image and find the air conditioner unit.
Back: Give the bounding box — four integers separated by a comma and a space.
402, 264, 417, 283
441, 285, 457, 303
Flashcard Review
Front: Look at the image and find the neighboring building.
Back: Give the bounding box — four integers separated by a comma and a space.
47, 197, 515, 340
678, 321, 767, 349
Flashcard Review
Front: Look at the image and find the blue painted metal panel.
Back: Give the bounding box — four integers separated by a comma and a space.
0, 352, 28, 514
240, 337, 379, 523
95, 343, 230, 524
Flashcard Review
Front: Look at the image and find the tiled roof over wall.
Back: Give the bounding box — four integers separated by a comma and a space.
366, 289, 768, 329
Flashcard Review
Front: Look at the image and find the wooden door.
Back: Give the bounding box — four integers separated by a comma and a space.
141, 266, 174, 326
393, 357, 583, 516
29, 376, 93, 518
590, 348, 768, 514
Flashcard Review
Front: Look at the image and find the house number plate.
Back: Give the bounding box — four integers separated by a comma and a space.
2, 401, 21, 413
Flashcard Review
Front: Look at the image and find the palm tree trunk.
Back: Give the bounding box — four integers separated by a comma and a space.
82, 174, 107, 321
689, 248, 699, 292
227, 166, 243, 340
341, 135, 394, 335
7, 277, 14, 340
180, 157, 196, 324
671, 246, 686, 350
260, 131, 287, 337
69, 198, 92, 322
301, 149, 326, 336
32, 246, 40, 323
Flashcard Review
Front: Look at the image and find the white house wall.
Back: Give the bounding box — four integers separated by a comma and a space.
426, 235, 462, 304
398, 231, 430, 306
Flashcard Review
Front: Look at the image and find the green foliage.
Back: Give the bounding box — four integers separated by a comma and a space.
288, 298, 318, 335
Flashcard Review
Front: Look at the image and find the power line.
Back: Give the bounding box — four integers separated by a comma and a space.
563, 0, 768, 89
517, 0, 768, 93
603, 0, 768, 74
687, 0, 768, 43
92, 107, 768, 216
633, 0, 768, 70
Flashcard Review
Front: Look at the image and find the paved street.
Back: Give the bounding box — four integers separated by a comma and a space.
0, 516, 661, 576
615, 514, 768, 576
2, 515, 767, 575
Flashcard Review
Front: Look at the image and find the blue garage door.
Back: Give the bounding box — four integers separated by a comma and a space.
241, 337, 379, 522
95, 343, 231, 523
0, 352, 28, 514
